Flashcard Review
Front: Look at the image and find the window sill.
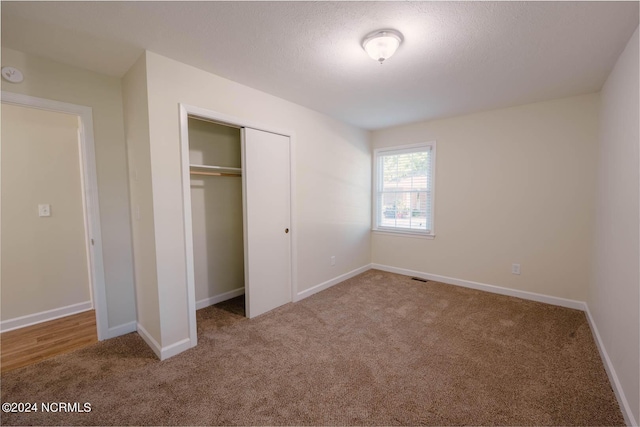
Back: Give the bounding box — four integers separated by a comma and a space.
372, 229, 436, 239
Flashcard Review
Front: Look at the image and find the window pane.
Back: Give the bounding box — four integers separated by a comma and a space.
382, 155, 398, 190
380, 192, 401, 228
412, 191, 428, 230
376, 144, 434, 234
381, 152, 428, 192
379, 191, 427, 230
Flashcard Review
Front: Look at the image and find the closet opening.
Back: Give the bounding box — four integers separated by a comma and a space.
187, 116, 247, 325
181, 103, 294, 348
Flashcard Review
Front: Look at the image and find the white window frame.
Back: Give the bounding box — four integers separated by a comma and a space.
372, 141, 436, 238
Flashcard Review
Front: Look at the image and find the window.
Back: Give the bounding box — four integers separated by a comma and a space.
373, 142, 436, 236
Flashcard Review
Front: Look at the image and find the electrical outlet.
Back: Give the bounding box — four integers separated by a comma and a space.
38, 204, 51, 217
512, 263, 521, 275
330, 256, 336, 267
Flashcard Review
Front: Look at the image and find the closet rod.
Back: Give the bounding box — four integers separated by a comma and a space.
190, 171, 241, 177
190, 164, 242, 173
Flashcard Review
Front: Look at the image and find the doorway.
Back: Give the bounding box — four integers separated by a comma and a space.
0, 92, 108, 344
179, 104, 296, 346
188, 117, 246, 315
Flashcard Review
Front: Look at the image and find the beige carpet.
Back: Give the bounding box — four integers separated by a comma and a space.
0, 270, 623, 425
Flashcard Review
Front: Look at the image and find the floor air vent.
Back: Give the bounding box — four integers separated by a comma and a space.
411, 277, 428, 282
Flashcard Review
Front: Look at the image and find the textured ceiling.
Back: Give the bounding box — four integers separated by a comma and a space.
2, 1, 638, 130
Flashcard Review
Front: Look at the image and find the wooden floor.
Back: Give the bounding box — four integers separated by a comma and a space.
1, 310, 98, 373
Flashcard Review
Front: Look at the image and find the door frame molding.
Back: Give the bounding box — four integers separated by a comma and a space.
178, 104, 297, 347
1, 91, 109, 340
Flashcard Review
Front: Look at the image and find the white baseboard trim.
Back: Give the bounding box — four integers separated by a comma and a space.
196, 287, 245, 310
295, 264, 372, 302
160, 337, 194, 361
371, 264, 586, 311
0, 301, 93, 333
105, 321, 137, 339
584, 306, 637, 427
136, 322, 162, 359
136, 323, 195, 361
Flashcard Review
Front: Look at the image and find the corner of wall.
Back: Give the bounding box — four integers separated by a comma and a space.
122, 52, 162, 349
590, 25, 640, 425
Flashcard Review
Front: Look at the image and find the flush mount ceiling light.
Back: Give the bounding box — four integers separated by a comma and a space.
362, 29, 404, 64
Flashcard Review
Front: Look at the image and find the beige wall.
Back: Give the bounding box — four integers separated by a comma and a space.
121, 53, 160, 342
0, 48, 136, 330
129, 51, 371, 348
372, 93, 599, 302
1, 104, 91, 319
590, 27, 639, 425
188, 119, 244, 303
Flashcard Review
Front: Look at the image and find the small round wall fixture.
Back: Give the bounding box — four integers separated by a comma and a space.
362, 29, 404, 64
1, 66, 24, 83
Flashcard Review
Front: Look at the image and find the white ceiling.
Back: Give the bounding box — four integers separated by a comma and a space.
2, 1, 638, 130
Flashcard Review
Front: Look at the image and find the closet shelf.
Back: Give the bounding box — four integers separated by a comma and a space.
190, 164, 242, 172
190, 164, 242, 177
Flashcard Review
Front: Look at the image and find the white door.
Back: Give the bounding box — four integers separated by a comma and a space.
242, 127, 292, 318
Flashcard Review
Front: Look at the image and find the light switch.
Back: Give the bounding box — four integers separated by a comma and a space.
38, 204, 51, 217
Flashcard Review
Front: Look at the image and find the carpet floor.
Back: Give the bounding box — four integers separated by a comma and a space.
0, 270, 624, 425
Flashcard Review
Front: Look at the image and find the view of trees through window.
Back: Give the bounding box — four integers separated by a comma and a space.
379, 149, 431, 231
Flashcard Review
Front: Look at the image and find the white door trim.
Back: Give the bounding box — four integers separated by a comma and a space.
178, 103, 297, 347
1, 91, 109, 340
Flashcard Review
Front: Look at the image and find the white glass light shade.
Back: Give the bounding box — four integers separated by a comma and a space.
362, 29, 403, 64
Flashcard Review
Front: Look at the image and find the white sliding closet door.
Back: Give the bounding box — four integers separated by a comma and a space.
242, 127, 292, 318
